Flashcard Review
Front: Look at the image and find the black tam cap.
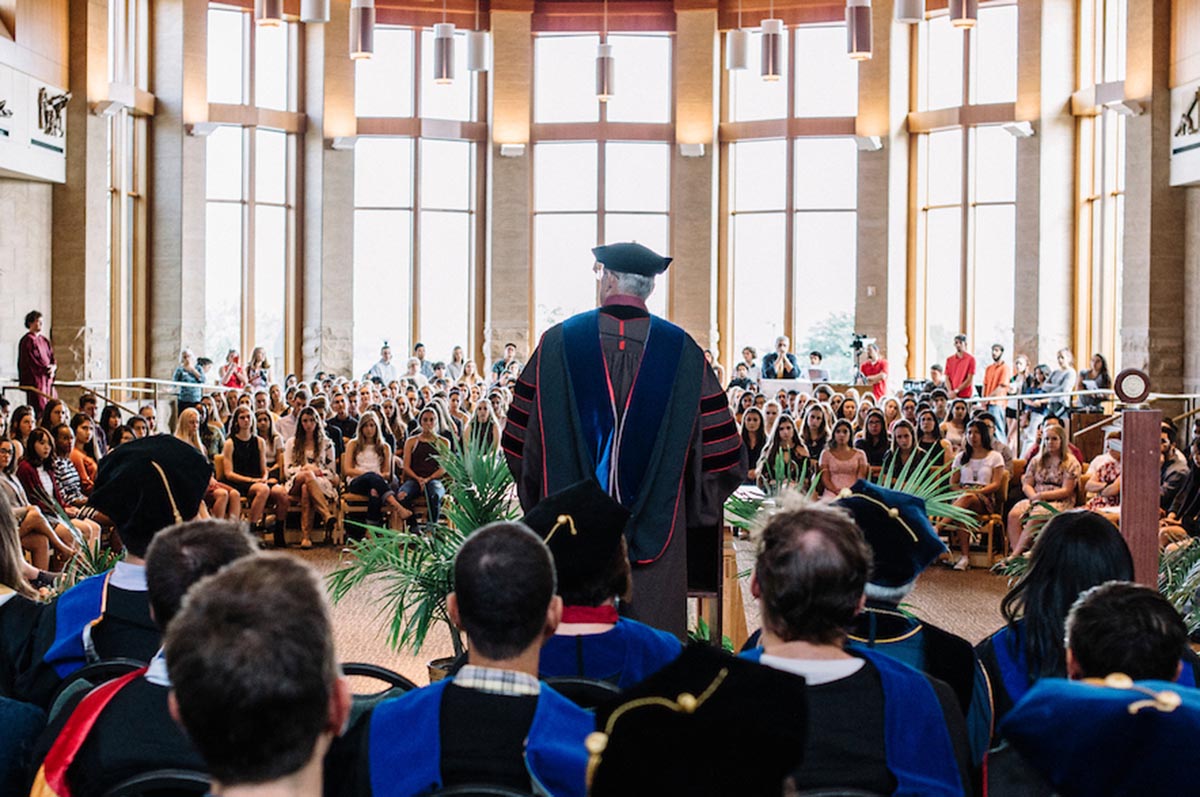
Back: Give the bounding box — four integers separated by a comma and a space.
88, 436, 212, 557
833, 479, 947, 588
592, 242, 672, 277
521, 479, 630, 589
588, 645, 808, 796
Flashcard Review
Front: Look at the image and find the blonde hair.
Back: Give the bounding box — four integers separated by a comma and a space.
175, 407, 204, 453
1035, 423, 1079, 478
352, 411, 388, 465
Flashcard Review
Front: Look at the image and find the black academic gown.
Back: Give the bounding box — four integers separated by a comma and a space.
0, 594, 44, 699
502, 296, 745, 638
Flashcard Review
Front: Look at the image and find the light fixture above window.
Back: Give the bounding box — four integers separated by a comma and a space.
596, 0, 615, 102
894, 0, 924, 24
434, 23, 456, 84
255, 0, 282, 27
761, 18, 784, 81
948, 0, 977, 28
350, 0, 375, 60
846, 0, 872, 61
468, 0, 490, 72
301, 0, 329, 24
726, 0, 750, 71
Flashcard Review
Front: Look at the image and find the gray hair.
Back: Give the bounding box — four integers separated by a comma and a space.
864, 579, 917, 603
610, 271, 655, 301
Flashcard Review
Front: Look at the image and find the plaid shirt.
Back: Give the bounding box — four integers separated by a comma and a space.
454, 665, 541, 697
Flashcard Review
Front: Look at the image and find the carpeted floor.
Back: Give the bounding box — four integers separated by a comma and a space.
299, 542, 1012, 687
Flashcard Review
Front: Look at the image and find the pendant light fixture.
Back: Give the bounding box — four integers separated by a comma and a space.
433, 0, 455, 85
948, 0, 977, 28
349, 0, 375, 60
596, 0, 615, 102
761, 0, 784, 82
894, 0, 925, 24
467, 0, 491, 72
726, 0, 750, 71
300, 0, 330, 24
255, 0, 282, 27
846, 0, 872, 61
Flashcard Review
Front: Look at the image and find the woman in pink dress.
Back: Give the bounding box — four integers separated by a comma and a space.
819, 419, 869, 499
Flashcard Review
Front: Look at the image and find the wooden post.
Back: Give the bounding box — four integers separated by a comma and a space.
1119, 408, 1162, 586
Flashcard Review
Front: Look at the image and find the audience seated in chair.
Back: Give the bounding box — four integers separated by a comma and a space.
29, 520, 256, 797
741, 499, 971, 796
524, 479, 682, 690
15, 437, 211, 708
166, 554, 350, 797
325, 521, 593, 797
1004, 423, 1081, 559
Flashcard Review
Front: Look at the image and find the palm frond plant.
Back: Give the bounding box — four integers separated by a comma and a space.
871, 448, 980, 534
1159, 539, 1200, 636
326, 436, 519, 658
724, 457, 820, 534
56, 538, 122, 594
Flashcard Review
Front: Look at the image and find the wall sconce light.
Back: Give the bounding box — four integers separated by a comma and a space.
1105, 99, 1144, 117
350, 0, 375, 60
186, 122, 221, 137
499, 143, 527, 158
330, 136, 358, 151
853, 135, 883, 151
1002, 121, 1035, 138
679, 143, 706, 158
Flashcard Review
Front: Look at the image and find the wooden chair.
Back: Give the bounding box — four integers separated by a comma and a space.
970, 469, 1011, 568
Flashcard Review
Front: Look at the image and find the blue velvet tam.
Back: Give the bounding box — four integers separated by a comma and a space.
833, 479, 947, 588
592, 242, 672, 277
522, 479, 630, 588
1000, 675, 1200, 797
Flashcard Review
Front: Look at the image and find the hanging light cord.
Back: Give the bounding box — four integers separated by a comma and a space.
603, 0, 608, 42
443, 0, 448, 24
474, 0, 480, 29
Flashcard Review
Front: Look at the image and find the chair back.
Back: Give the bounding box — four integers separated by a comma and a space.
343, 661, 419, 726
49, 658, 146, 720
101, 768, 209, 797
543, 676, 621, 710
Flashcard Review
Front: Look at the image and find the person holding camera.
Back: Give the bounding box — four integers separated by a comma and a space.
762, 336, 800, 380
859, 342, 888, 400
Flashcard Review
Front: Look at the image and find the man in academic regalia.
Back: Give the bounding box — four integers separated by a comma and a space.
502, 243, 745, 638
325, 522, 593, 797
834, 480, 995, 766
15, 436, 212, 708
18, 311, 56, 413
524, 479, 682, 690
28, 520, 256, 797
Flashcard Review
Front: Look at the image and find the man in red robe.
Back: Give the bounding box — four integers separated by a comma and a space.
18, 310, 56, 412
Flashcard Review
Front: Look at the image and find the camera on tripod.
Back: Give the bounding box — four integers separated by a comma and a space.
850, 333, 875, 352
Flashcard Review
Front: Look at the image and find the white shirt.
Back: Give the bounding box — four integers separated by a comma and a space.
368, 359, 399, 383
759, 653, 865, 685
954, 450, 1005, 486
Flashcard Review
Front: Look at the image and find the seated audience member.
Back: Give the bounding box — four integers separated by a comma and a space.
996, 582, 1200, 797
975, 412, 1014, 471
283, 407, 339, 549
327, 392, 359, 443
175, 407, 240, 521
1083, 432, 1122, 520
138, 404, 158, 436
343, 411, 410, 531
329, 522, 593, 797
0, 439, 78, 569
1005, 423, 1081, 559
740, 407, 767, 484
941, 400, 969, 452
855, 409, 889, 468
818, 419, 868, 499
168, 554, 350, 797
1161, 422, 1189, 512
728, 362, 754, 391
108, 426, 135, 450
944, 419, 1006, 571
758, 414, 809, 491
67, 415, 97, 495
310, 396, 344, 459
17, 428, 101, 547
924, 364, 947, 394
807, 350, 830, 383
526, 480, 682, 688
29, 520, 256, 797
799, 404, 829, 467
588, 644, 809, 797
396, 408, 448, 525
0, 489, 45, 698
256, 410, 285, 480
1021, 415, 1083, 463
835, 481, 994, 766
976, 511, 1200, 729
15, 437, 211, 708
915, 409, 953, 468
50, 424, 89, 510
742, 500, 970, 796
463, 400, 502, 454
222, 406, 289, 543
1160, 437, 1200, 549
879, 419, 926, 481
763, 336, 801, 380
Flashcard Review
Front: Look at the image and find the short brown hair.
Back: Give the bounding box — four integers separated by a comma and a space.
145, 519, 257, 630
754, 502, 872, 645
165, 554, 337, 786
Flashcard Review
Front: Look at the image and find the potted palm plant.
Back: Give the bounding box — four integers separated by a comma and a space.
326, 436, 520, 681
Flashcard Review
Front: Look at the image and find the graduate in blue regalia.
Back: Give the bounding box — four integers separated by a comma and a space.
833, 479, 995, 767
526, 479, 682, 690
15, 437, 212, 708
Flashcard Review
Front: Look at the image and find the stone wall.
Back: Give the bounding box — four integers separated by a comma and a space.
0, 178, 52, 379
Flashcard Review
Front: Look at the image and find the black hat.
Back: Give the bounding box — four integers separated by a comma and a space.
588, 645, 808, 796
89, 436, 212, 557
833, 479, 947, 588
592, 242, 672, 277
521, 479, 630, 589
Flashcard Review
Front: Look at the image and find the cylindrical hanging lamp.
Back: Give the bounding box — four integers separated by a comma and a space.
467, 30, 490, 71
948, 0, 977, 28
846, 0, 872, 61
596, 42, 616, 101
726, 29, 751, 70
434, 23, 456, 84
761, 18, 784, 82
255, 0, 282, 27
894, 0, 925, 24
300, 0, 330, 24
349, 0, 375, 60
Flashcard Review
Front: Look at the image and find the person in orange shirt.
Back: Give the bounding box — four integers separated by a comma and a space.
983, 344, 1012, 433
68, 413, 98, 495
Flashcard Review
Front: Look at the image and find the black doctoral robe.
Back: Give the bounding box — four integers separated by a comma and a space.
502, 296, 745, 638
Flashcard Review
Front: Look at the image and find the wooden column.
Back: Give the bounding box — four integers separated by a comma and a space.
1120, 408, 1163, 585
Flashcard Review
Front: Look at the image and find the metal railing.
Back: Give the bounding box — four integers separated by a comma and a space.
0, 376, 229, 415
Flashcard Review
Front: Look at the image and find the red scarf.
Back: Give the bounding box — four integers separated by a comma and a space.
561, 605, 619, 624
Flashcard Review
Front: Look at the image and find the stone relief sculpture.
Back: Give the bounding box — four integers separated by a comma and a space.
37, 87, 70, 137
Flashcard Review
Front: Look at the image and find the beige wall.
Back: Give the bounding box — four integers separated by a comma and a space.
0, 178, 52, 378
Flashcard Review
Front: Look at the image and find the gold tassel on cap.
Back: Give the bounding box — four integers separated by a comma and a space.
543, 514, 578, 545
